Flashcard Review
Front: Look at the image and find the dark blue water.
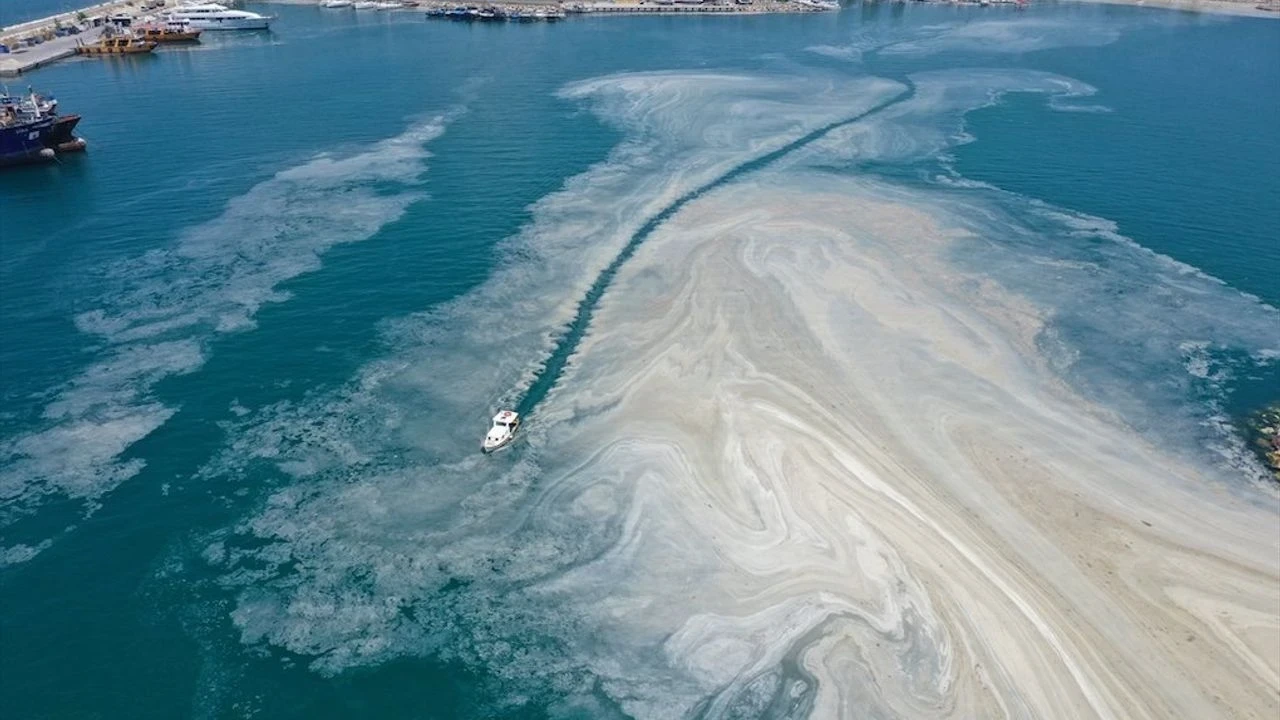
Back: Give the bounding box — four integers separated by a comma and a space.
1, 4, 1277, 718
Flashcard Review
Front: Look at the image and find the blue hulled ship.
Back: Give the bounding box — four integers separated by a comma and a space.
1, 89, 86, 167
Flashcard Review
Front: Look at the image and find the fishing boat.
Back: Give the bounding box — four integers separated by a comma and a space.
0, 88, 85, 167
0, 114, 55, 167
45, 113, 86, 155
136, 19, 202, 42
3, 88, 57, 116
481, 410, 520, 453
321, 0, 353, 6
352, 1, 380, 8
167, 3, 271, 30
75, 36, 159, 54
374, 1, 403, 9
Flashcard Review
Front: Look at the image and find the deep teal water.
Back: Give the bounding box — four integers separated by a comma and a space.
1, 4, 1277, 718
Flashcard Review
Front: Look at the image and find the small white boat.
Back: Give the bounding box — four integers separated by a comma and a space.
374, 1, 402, 8
352, 1, 379, 8
321, 0, 353, 7
482, 410, 520, 453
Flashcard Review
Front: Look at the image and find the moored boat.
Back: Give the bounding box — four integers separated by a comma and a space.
137, 19, 203, 42
138, 27, 202, 41
0, 116, 56, 167
75, 36, 159, 54
321, 0, 354, 6
0, 89, 85, 167
46, 114, 86, 154
167, 3, 271, 30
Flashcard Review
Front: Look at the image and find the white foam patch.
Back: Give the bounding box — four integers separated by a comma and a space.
806, 44, 864, 62
186, 71, 908, 699
532, 171, 1279, 718
790, 68, 1101, 168
881, 17, 1123, 56
0, 116, 454, 562
186, 67, 1278, 718
803, 32, 896, 64
797, 65, 1279, 484
0, 539, 53, 568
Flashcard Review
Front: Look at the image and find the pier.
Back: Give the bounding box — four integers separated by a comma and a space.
568, 2, 803, 14
0, 0, 832, 76
412, 0, 833, 18
0, 0, 162, 77
0, 28, 107, 77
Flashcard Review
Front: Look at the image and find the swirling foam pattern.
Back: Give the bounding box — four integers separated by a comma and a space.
549, 172, 1278, 718
198, 68, 1280, 718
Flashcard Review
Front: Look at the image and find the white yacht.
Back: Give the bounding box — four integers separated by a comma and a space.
482, 410, 520, 453
167, 3, 271, 30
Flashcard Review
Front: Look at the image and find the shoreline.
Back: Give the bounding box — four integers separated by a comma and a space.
258, 0, 1280, 20
269, 0, 835, 15
1059, 0, 1280, 19
1, 0, 144, 38
4, 0, 1275, 78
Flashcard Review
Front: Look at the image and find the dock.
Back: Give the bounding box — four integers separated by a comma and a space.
0, 0, 162, 77
0, 28, 108, 77
569, 2, 793, 14
413, 0, 832, 16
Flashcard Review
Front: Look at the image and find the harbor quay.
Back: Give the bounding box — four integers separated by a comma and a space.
410, 0, 837, 14
0, 30, 101, 76
0, 0, 832, 76
0, 0, 174, 76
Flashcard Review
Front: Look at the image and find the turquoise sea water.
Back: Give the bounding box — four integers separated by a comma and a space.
1, 4, 1278, 718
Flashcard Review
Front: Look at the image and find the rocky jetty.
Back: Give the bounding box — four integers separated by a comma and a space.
1246, 403, 1280, 481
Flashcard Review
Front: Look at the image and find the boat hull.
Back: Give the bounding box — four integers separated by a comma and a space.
48, 115, 87, 154
0, 119, 55, 167
76, 45, 157, 54
181, 17, 270, 30
481, 434, 515, 453
142, 29, 203, 42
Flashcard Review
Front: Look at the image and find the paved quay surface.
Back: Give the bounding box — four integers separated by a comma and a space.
0, 29, 107, 77
1, 0, 155, 76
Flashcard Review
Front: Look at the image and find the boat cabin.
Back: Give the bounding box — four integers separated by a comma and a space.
482, 410, 521, 453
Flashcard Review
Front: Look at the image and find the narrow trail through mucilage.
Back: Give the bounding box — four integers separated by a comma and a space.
514, 79, 918, 419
